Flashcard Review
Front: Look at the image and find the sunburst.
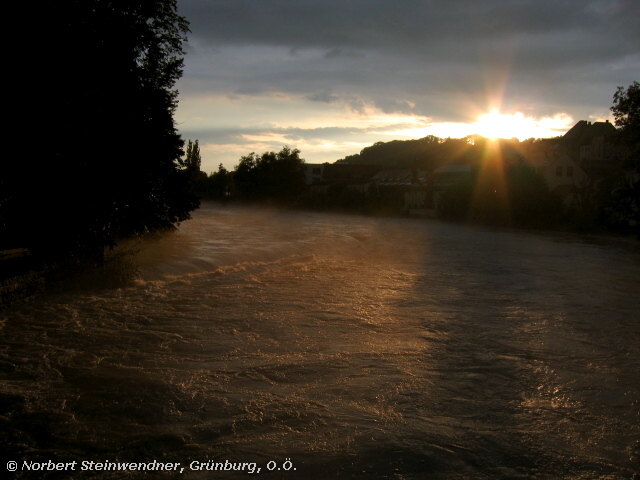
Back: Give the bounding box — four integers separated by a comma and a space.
473, 110, 539, 140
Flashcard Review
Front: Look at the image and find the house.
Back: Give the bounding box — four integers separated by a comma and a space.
520, 120, 628, 207
304, 163, 434, 213
533, 152, 590, 206
304, 163, 326, 185
371, 168, 430, 213
321, 163, 383, 182
432, 164, 472, 190
561, 119, 623, 179
304, 163, 381, 198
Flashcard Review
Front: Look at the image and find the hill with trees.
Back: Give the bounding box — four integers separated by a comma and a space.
336, 135, 490, 170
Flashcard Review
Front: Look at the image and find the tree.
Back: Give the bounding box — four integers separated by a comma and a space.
233, 147, 306, 203
207, 164, 231, 200
185, 139, 202, 173
612, 81, 640, 167
610, 82, 640, 232
184, 139, 208, 197
2, 0, 198, 264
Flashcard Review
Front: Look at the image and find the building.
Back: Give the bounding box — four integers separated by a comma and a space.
521, 120, 627, 207
561, 120, 623, 179
431, 164, 472, 211
303, 163, 380, 198
372, 168, 430, 212
534, 152, 590, 206
304, 163, 325, 185
432, 164, 472, 189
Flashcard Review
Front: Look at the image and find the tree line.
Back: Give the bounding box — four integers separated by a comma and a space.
189, 82, 638, 235
187, 146, 306, 205
1, 1, 199, 269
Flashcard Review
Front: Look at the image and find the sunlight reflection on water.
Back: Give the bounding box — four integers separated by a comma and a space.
1, 203, 639, 479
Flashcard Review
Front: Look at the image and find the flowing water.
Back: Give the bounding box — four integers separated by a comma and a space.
1, 203, 639, 479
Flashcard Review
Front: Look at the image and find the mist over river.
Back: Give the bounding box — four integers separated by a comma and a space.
2, 203, 639, 479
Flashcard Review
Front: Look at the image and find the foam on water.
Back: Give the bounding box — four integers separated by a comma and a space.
1, 203, 639, 479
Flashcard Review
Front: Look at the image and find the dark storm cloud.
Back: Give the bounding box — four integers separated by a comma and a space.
324, 48, 366, 60
178, 0, 639, 121
180, 0, 639, 58
175, 0, 639, 168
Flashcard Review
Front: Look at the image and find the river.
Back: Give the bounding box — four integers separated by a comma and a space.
1, 203, 639, 479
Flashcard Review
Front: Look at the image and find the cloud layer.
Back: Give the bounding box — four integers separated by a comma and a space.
175, 0, 640, 170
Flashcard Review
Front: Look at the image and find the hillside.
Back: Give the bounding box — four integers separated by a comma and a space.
335, 135, 514, 169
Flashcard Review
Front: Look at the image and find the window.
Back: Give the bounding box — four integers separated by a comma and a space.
556, 166, 563, 176
566, 166, 573, 177
312, 167, 322, 175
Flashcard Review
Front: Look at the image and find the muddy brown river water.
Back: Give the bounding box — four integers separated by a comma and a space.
2, 203, 639, 479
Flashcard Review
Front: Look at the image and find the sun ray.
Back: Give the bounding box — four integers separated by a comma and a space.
469, 137, 511, 224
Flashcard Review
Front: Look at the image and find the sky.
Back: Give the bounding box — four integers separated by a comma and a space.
174, 0, 640, 172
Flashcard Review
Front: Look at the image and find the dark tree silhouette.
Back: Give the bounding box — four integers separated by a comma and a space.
233, 147, 306, 204
185, 139, 203, 173
2, 0, 198, 264
612, 81, 640, 168
207, 164, 231, 200
184, 139, 209, 197
609, 82, 640, 231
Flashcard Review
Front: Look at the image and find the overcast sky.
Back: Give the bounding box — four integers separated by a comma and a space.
174, 0, 640, 172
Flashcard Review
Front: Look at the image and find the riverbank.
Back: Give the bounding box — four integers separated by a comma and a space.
0, 250, 46, 308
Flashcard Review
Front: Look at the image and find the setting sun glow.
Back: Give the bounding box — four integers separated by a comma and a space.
385, 110, 575, 145
475, 110, 527, 139
473, 110, 569, 140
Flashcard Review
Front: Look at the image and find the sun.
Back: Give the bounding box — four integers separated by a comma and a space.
473, 110, 539, 140
378, 108, 575, 142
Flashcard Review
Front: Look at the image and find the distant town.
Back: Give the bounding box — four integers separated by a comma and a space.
188, 117, 638, 234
